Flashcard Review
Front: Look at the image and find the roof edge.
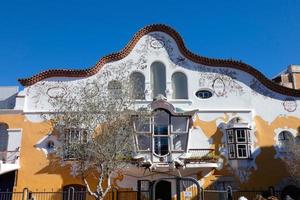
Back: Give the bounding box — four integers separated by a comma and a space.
18, 24, 300, 97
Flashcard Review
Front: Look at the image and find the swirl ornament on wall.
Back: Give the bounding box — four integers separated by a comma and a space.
212, 77, 226, 97
283, 98, 297, 112
47, 86, 67, 99
83, 82, 100, 98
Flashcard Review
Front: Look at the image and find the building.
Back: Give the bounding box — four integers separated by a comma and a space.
1, 24, 300, 199
272, 65, 300, 89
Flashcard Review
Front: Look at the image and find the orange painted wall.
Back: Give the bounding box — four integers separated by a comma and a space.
0, 114, 96, 192
1, 112, 299, 194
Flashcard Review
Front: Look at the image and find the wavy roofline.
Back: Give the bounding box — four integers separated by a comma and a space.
18, 24, 300, 97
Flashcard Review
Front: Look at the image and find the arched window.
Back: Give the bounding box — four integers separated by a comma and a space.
130, 72, 145, 99
278, 131, 294, 151
151, 62, 166, 98
172, 72, 188, 99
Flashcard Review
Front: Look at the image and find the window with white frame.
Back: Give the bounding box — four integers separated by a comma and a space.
134, 117, 151, 151
226, 128, 251, 159
134, 109, 189, 157
63, 128, 88, 159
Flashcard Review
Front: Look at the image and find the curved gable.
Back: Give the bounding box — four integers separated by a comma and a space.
18, 24, 300, 97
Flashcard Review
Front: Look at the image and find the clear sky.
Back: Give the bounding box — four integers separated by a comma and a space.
0, 0, 299, 87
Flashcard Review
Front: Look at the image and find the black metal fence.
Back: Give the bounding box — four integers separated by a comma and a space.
0, 187, 282, 200
202, 187, 282, 200
0, 189, 133, 200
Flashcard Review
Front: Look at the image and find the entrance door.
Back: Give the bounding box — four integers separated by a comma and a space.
155, 180, 171, 200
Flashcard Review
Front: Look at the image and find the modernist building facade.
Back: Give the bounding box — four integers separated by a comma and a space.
1, 24, 300, 199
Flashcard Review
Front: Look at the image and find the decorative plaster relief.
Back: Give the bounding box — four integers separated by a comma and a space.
35, 134, 60, 156
212, 78, 226, 97
47, 86, 67, 99
282, 98, 297, 112
83, 82, 100, 98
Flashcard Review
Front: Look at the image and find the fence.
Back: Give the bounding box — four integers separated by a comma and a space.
0, 187, 282, 200
0, 189, 128, 200
202, 186, 282, 200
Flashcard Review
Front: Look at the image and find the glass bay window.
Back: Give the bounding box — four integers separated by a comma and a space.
134, 109, 190, 158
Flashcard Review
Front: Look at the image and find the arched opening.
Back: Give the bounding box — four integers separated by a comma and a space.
278, 131, 294, 152
130, 72, 145, 99
151, 62, 166, 98
155, 180, 172, 200
63, 184, 86, 200
172, 72, 188, 99
281, 185, 300, 200
0, 123, 9, 162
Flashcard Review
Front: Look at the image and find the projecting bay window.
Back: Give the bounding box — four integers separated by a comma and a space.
171, 117, 188, 151
134, 109, 190, 158
153, 110, 169, 156
226, 128, 251, 159
134, 117, 151, 152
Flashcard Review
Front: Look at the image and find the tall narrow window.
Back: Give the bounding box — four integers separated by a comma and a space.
151, 62, 166, 98
153, 110, 169, 156
130, 72, 145, 99
172, 72, 188, 99
0, 123, 9, 162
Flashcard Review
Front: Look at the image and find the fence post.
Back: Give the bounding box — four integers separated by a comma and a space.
200, 187, 204, 200
176, 178, 181, 200
226, 186, 233, 200
22, 188, 29, 200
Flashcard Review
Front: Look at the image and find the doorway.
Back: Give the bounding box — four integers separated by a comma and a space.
155, 180, 171, 200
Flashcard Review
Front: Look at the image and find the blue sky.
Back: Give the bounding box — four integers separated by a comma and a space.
0, 0, 299, 86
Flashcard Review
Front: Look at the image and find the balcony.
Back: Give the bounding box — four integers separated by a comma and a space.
180, 149, 219, 168
0, 149, 20, 175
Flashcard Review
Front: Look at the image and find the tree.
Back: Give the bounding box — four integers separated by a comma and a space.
47, 66, 147, 200
282, 134, 300, 186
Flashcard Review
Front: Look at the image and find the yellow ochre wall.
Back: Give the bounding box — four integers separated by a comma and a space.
194, 114, 300, 190
0, 114, 96, 192
0, 113, 299, 192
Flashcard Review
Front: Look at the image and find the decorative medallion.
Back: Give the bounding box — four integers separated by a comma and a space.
150, 39, 165, 49
212, 78, 226, 97
84, 83, 99, 97
283, 98, 297, 112
46, 86, 67, 98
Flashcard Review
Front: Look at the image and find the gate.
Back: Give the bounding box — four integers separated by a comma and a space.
137, 177, 201, 200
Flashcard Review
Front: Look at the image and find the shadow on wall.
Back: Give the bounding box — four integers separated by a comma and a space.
199, 121, 297, 191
